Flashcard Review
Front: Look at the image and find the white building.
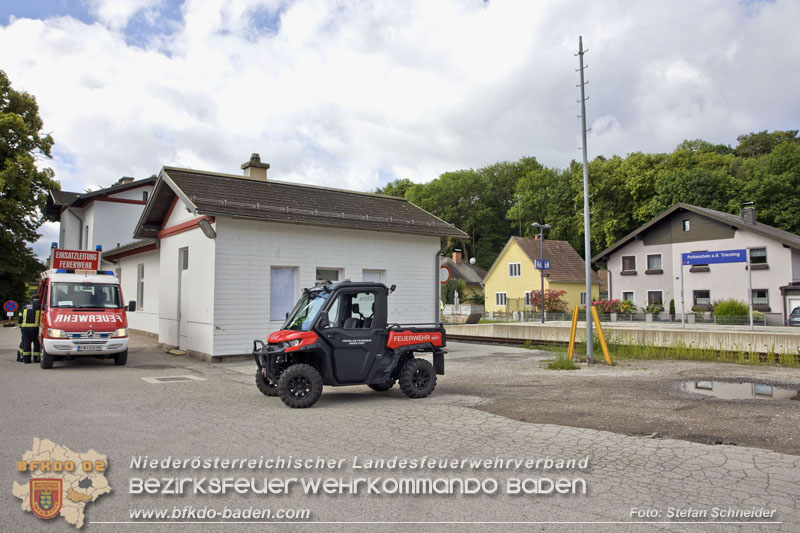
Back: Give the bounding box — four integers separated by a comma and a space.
46, 177, 156, 255
593, 203, 800, 323
103, 155, 466, 359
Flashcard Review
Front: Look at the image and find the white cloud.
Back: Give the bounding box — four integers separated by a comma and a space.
86, 0, 162, 30
2, 0, 800, 259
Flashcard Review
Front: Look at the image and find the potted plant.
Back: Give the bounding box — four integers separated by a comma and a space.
617, 299, 635, 320
643, 301, 664, 322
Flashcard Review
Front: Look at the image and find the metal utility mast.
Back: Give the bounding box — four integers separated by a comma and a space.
576, 35, 594, 364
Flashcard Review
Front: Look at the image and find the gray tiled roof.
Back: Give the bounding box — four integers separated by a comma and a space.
513, 236, 601, 283
135, 167, 467, 239
45, 177, 156, 218
441, 257, 486, 284
593, 202, 800, 261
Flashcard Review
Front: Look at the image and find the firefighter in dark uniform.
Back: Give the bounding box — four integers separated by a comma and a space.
17, 298, 41, 364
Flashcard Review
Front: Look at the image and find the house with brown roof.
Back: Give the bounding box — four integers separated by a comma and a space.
45, 176, 156, 256
102, 154, 466, 358
592, 203, 800, 323
440, 249, 487, 301
482, 236, 600, 314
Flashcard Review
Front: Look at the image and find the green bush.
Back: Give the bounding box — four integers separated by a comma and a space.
669, 299, 676, 317
712, 298, 749, 316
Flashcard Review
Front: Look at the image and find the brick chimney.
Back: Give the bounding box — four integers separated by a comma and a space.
452, 249, 462, 263
241, 153, 270, 181
740, 203, 756, 225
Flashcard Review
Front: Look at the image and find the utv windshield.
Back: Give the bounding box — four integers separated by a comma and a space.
50, 282, 122, 309
282, 291, 330, 331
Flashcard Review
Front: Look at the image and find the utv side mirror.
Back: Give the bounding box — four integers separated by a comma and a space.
317, 311, 330, 329
127, 301, 136, 312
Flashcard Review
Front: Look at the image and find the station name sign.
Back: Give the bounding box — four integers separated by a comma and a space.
681, 249, 747, 265
52, 249, 100, 270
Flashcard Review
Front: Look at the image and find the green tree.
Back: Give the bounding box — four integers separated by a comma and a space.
375, 178, 414, 197
0, 70, 59, 305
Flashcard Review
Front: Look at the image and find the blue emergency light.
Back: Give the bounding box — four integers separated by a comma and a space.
96, 245, 102, 251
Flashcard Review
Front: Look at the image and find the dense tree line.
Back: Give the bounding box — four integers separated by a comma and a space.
378, 130, 800, 270
0, 70, 57, 305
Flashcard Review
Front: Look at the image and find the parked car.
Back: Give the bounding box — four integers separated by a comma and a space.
789, 307, 800, 327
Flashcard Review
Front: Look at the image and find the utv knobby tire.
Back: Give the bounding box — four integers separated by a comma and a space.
114, 349, 128, 366
277, 364, 323, 408
398, 358, 436, 398
40, 349, 53, 369
255, 369, 279, 397
368, 380, 395, 392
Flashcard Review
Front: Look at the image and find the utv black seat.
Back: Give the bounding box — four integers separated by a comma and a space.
343, 317, 363, 329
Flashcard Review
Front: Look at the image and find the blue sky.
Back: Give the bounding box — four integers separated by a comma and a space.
1, 0, 799, 258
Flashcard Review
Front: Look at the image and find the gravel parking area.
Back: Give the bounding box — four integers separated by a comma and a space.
441, 342, 800, 455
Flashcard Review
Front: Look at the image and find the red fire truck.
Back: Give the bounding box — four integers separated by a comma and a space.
37, 248, 134, 369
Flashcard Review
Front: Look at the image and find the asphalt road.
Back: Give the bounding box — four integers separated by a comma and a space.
1, 326, 797, 532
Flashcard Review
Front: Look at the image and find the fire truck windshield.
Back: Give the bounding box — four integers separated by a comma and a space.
50, 282, 122, 309
282, 291, 330, 331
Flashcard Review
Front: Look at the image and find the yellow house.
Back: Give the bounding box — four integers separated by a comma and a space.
484, 236, 600, 313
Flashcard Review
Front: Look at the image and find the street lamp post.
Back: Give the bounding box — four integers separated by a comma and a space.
532, 222, 550, 324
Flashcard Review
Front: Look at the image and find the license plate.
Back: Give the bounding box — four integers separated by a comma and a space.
77, 345, 104, 352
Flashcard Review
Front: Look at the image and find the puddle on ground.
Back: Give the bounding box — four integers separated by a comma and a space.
682, 381, 799, 401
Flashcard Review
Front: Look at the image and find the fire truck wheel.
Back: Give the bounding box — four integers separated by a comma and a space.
368, 380, 395, 392
278, 364, 323, 408
255, 369, 279, 397
399, 358, 436, 399
114, 350, 128, 366
40, 349, 53, 369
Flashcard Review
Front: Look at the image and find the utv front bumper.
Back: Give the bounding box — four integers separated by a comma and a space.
252, 340, 283, 375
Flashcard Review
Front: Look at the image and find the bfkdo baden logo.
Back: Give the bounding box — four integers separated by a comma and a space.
13, 438, 111, 529
30, 479, 63, 519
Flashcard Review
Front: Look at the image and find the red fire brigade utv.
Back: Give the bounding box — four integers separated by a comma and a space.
253, 281, 446, 408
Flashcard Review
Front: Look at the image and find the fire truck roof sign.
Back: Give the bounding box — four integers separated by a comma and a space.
52, 249, 100, 271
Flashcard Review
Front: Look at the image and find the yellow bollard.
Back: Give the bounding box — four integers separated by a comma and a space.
590, 306, 612, 365
567, 305, 579, 361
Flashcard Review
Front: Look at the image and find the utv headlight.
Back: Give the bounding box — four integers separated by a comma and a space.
47, 328, 68, 338
112, 328, 128, 338
281, 339, 302, 349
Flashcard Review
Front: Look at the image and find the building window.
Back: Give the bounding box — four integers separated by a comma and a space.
143, 191, 148, 202
683, 220, 690, 231
752, 289, 769, 307
524, 292, 531, 306
647, 290, 663, 306
622, 291, 634, 302
179, 247, 189, 270
750, 248, 767, 264
693, 290, 710, 307
580, 292, 587, 305
621, 256, 636, 273
270, 267, 297, 321
316, 268, 340, 282
508, 263, 521, 277
495, 292, 507, 306
646, 254, 662, 273
136, 263, 144, 310
362, 270, 383, 283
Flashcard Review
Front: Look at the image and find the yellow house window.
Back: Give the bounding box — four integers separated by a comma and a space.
508, 263, 521, 277
495, 292, 507, 306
